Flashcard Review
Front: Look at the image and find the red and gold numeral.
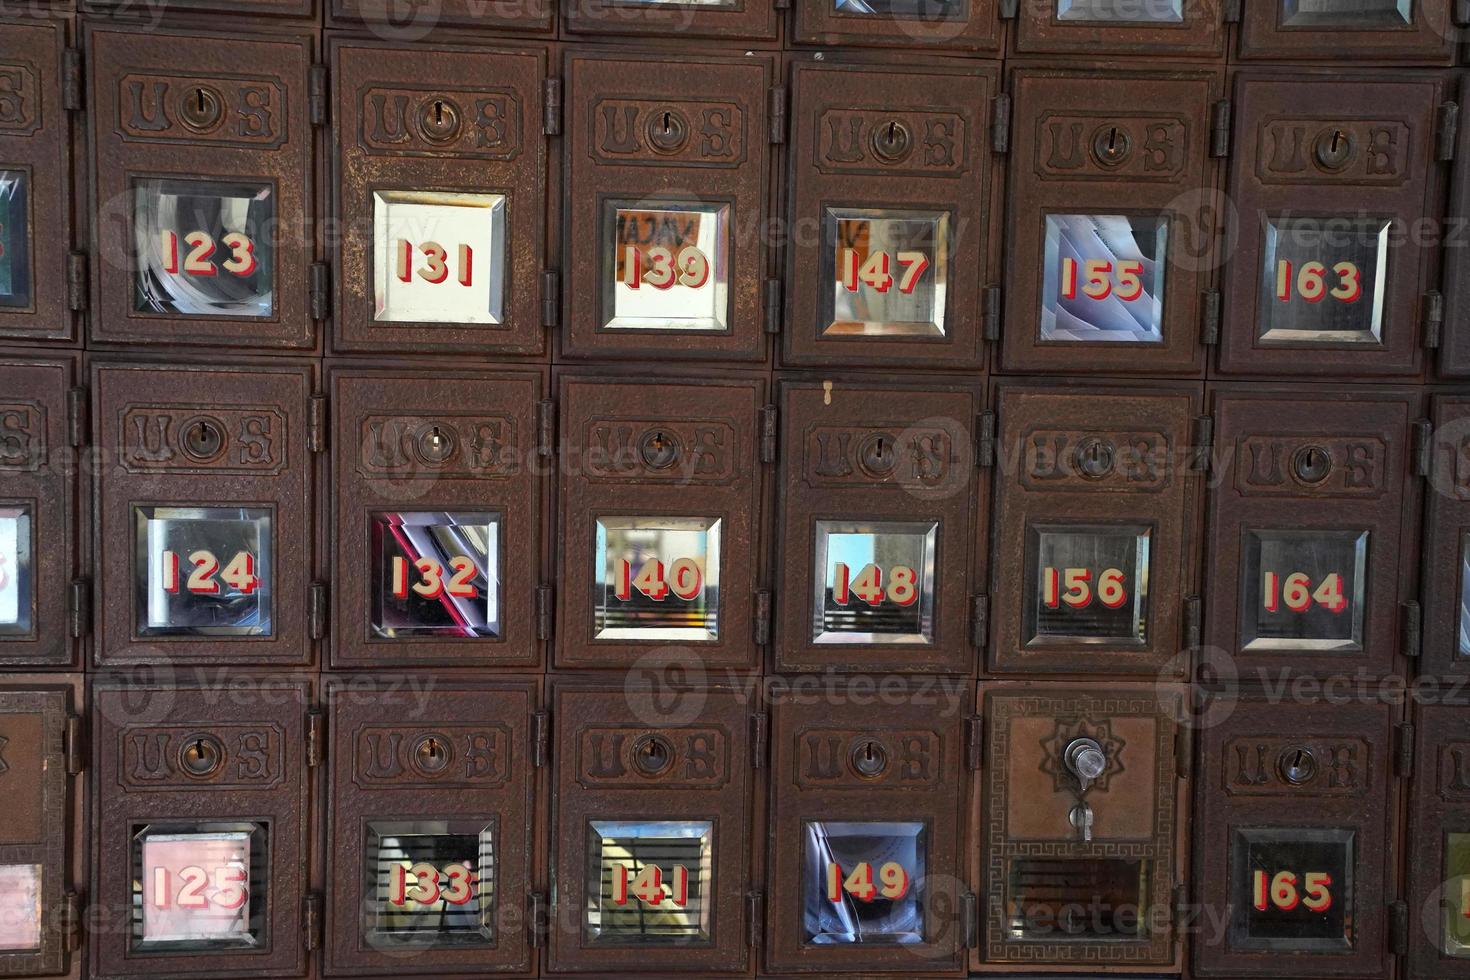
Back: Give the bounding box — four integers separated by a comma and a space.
1261, 571, 1347, 614
387, 862, 477, 907
1059, 258, 1146, 302
839, 249, 929, 295
621, 246, 711, 290
160, 231, 258, 279
832, 563, 920, 607
1274, 261, 1362, 304
1041, 567, 1127, 610
396, 240, 474, 288
825, 861, 910, 904
149, 864, 249, 911
162, 550, 260, 595
390, 555, 480, 600
1251, 869, 1333, 913
613, 557, 703, 602
611, 864, 690, 908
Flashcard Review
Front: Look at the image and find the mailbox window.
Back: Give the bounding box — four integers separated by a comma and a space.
0, 864, 41, 951
373, 191, 508, 325
131, 823, 269, 951
602, 202, 730, 332
1056, 0, 1183, 19
0, 169, 30, 309
1239, 529, 1367, 652
585, 820, 714, 944
370, 511, 502, 639
133, 178, 275, 318
821, 208, 949, 339
1444, 833, 1470, 956
1458, 532, 1470, 658
364, 820, 496, 948
1023, 524, 1151, 646
594, 516, 721, 641
1230, 827, 1353, 951
1258, 216, 1389, 345
833, 0, 965, 14
1041, 214, 1167, 343
812, 520, 938, 645
802, 820, 926, 945
134, 505, 274, 637
0, 504, 33, 636
1281, 0, 1413, 26
1005, 857, 1149, 941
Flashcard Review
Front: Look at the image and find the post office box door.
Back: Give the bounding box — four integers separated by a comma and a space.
565, 0, 776, 39
1013, 0, 1222, 55
0, 682, 79, 978
331, 366, 543, 669
1421, 395, 1470, 676
332, 0, 552, 32
330, 38, 548, 356
1219, 71, 1445, 378
0, 355, 77, 668
556, 372, 763, 669
326, 678, 537, 976
793, 0, 1000, 52
563, 51, 773, 361
977, 683, 1183, 967
766, 683, 966, 974
989, 382, 1200, 675
92, 359, 315, 667
549, 682, 752, 973
785, 59, 998, 369
1239, 0, 1455, 63
0, 19, 72, 344
776, 378, 984, 674
1407, 702, 1470, 979
85, 25, 314, 350
1002, 69, 1219, 375
1203, 386, 1417, 680
1193, 698, 1396, 977
91, 677, 314, 980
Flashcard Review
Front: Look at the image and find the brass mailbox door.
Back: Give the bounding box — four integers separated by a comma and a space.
332, 0, 553, 33
977, 683, 1184, 968
325, 678, 538, 976
784, 58, 998, 370
0, 354, 76, 669
84, 24, 314, 350
562, 51, 773, 362
1406, 701, 1470, 979
0, 19, 71, 344
988, 381, 1199, 675
1002, 68, 1220, 375
555, 371, 764, 670
564, 0, 777, 40
1218, 70, 1446, 378
775, 378, 984, 674
765, 681, 966, 974
92, 358, 316, 667
1193, 696, 1397, 977
1012, 0, 1222, 56
792, 0, 1000, 53
1203, 386, 1418, 682
91, 676, 315, 980
330, 366, 543, 669
329, 37, 548, 357
548, 681, 753, 973
1238, 0, 1456, 63
1421, 394, 1470, 678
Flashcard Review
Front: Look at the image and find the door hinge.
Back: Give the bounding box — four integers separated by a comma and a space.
62, 48, 82, 111
541, 269, 560, 327
302, 892, 323, 950
308, 64, 328, 127
1457, 0, 1470, 25
1389, 898, 1409, 954
773, 0, 790, 10
530, 892, 549, 946
1394, 722, 1415, 778
536, 584, 554, 640
748, 891, 764, 947
64, 714, 86, 776
759, 404, 778, 463
305, 710, 324, 767
1438, 101, 1460, 162
537, 399, 556, 457
66, 252, 87, 311
754, 589, 772, 646
998, 0, 1018, 17
966, 715, 984, 770
764, 278, 782, 334
769, 86, 787, 144
1413, 419, 1433, 477
68, 579, 91, 639
1190, 415, 1214, 474
1221, 0, 1241, 21
309, 582, 328, 640
990, 93, 1011, 153
1422, 289, 1444, 349
543, 78, 562, 136
67, 386, 89, 448
533, 710, 549, 767
976, 411, 996, 468
1185, 595, 1202, 650
1200, 289, 1221, 346
751, 712, 768, 769
1402, 600, 1422, 659
970, 593, 989, 649
982, 285, 1002, 341
1174, 725, 1192, 777
1210, 100, 1232, 158
309, 262, 330, 321
1173, 882, 1191, 933
59, 890, 82, 951
961, 889, 979, 948
308, 393, 328, 453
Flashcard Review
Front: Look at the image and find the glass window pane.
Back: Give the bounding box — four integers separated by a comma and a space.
131, 823, 268, 951
1258, 216, 1388, 345
1041, 214, 1168, 343
822, 208, 949, 338
594, 516, 720, 641
0, 504, 33, 636
134, 505, 273, 637
1281, 0, 1413, 27
833, 0, 965, 15
802, 820, 926, 945
585, 820, 713, 944
602, 202, 730, 331
0, 864, 42, 952
133, 178, 275, 318
1239, 529, 1367, 652
812, 520, 938, 644
0, 169, 31, 309
1230, 827, 1353, 951
1056, 0, 1183, 20
364, 820, 496, 948
1024, 524, 1151, 646
1006, 857, 1150, 940
370, 511, 501, 639
373, 191, 507, 324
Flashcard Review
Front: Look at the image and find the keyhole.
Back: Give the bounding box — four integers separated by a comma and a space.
181, 416, 224, 461
179, 85, 223, 132
414, 734, 452, 774
662, 111, 672, 134
633, 734, 674, 775
1278, 745, 1318, 785
179, 734, 223, 777
1292, 443, 1333, 483
435, 100, 445, 124
419, 97, 461, 141
1075, 437, 1116, 479
850, 738, 889, 778
870, 119, 911, 161
1108, 126, 1118, 151
639, 428, 682, 469
416, 423, 456, 464
1092, 124, 1131, 165
1314, 127, 1355, 169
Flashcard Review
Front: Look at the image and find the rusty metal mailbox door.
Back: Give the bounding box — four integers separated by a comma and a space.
1203, 386, 1418, 682
784, 58, 998, 369
988, 381, 1199, 676
330, 366, 543, 670
1406, 700, 1470, 979
325, 678, 538, 976
92, 358, 316, 667
765, 680, 967, 974
330, 37, 548, 357
563, 51, 773, 362
1193, 696, 1398, 978
549, 680, 753, 973
1002, 68, 1220, 375
775, 378, 984, 674
91, 676, 316, 980
792, 0, 1000, 52
977, 683, 1185, 968
1218, 70, 1446, 378
1237, 0, 1456, 63
85, 24, 314, 351
1420, 395, 1470, 679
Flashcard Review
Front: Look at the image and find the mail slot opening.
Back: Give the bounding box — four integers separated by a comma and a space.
1005, 857, 1150, 941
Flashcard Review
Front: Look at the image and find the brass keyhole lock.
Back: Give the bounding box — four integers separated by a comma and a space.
181, 416, 225, 462
1291, 444, 1333, 484
1069, 802, 1095, 842
633, 733, 675, 776
419, 98, 461, 142
639, 429, 682, 470
413, 734, 452, 774
179, 734, 224, 778
1064, 737, 1107, 793
871, 119, 912, 162
858, 432, 897, 475
850, 737, 889, 778
1092, 125, 1132, 166
1278, 746, 1318, 785
646, 107, 689, 153
416, 424, 456, 464
1314, 127, 1356, 170
179, 85, 224, 132
1074, 437, 1116, 480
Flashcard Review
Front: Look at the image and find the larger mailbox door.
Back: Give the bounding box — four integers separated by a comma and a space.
556, 372, 763, 670
1219, 70, 1444, 378
1203, 386, 1417, 681
1407, 702, 1470, 979
1421, 395, 1470, 678
91, 677, 314, 980
1193, 697, 1396, 977
775, 378, 983, 674
0, 19, 72, 344
1002, 68, 1219, 375
792, 0, 1001, 53
765, 682, 965, 974
330, 366, 543, 669
563, 51, 773, 362
85, 25, 313, 350
326, 678, 537, 976
977, 683, 1183, 968
549, 681, 752, 973
0, 355, 77, 669
988, 381, 1199, 675
330, 38, 547, 357
92, 359, 315, 667
1012, 0, 1223, 56
1238, 0, 1456, 63
784, 59, 998, 370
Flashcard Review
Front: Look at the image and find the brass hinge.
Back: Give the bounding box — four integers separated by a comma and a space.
1200, 289, 1221, 346
1423, 289, 1444, 349
759, 404, 778, 463
309, 262, 330, 321
1413, 419, 1433, 477
308, 64, 328, 127
308, 393, 328, 453
62, 48, 82, 111
530, 892, 549, 947
533, 710, 549, 767
1174, 725, 1192, 778
1210, 100, 1232, 158
763, 278, 782, 334
305, 710, 324, 768
1438, 101, 1460, 162
543, 78, 562, 136
1389, 898, 1409, 954
1394, 722, 1415, 778
962, 889, 979, 948
1185, 595, 1202, 650
990, 93, 1011, 153
976, 411, 995, 468
769, 86, 787, 144
750, 712, 768, 769
970, 593, 989, 649
1173, 882, 1191, 933
753, 589, 772, 646
302, 892, 323, 950
66, 252, 87, 311
536, 584, 554, 640
982, 285, 1002, 342
537, 399, 556, 457
61, 891, 82, 951
67, 579, 90, 639
1190, 415, 1214, 474
748, 891, 764, 947
966, 715, 984, 770
64, 714, 86, 775
1402, 600, 1422, 659
309, 581, 328, 640
1222, 0, 1241, 21
541, 269, 560, 327
998, 0, 1017, 17
66, 387, 89, 448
